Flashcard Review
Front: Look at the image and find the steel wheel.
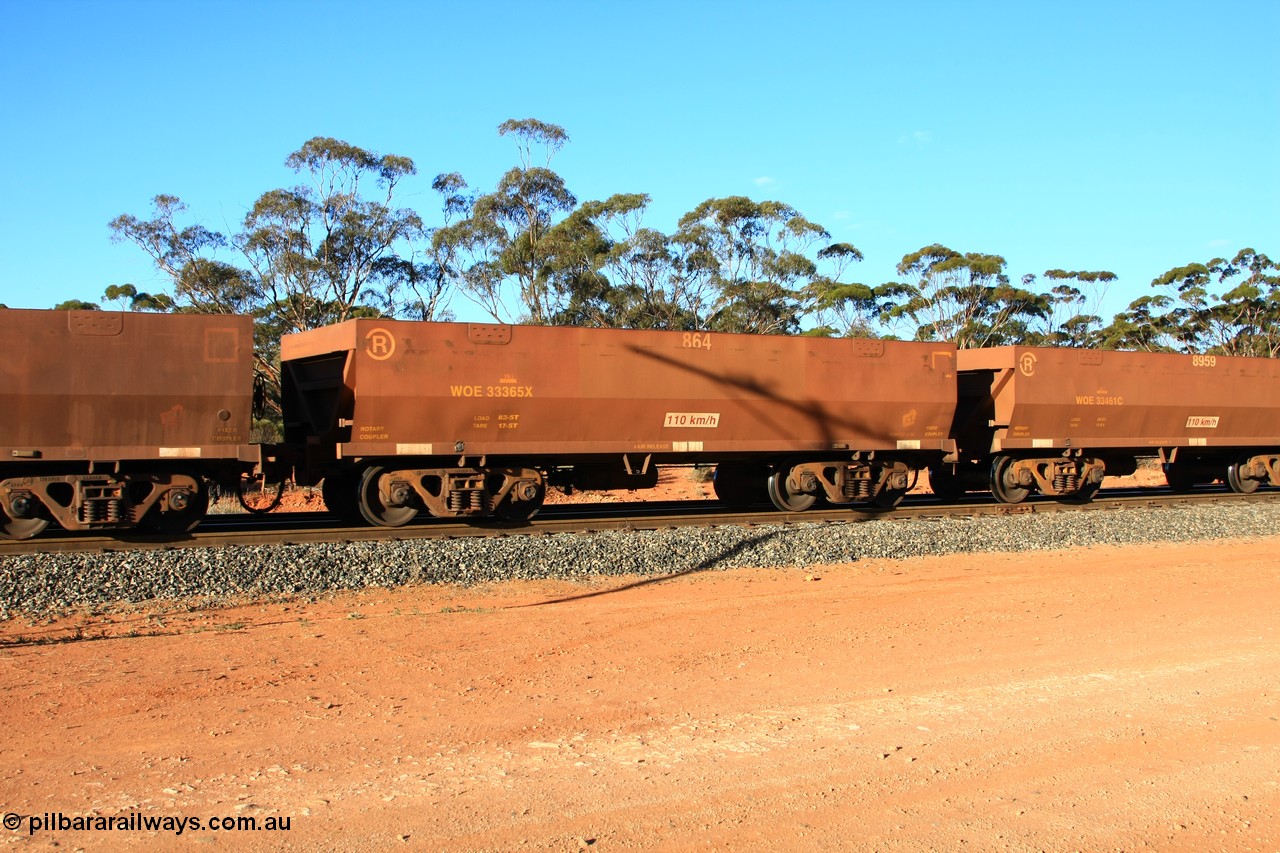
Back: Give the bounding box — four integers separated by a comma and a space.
358, 466, 418, 527
0, 512, 48, 540
1226, 457, 1261, 494
767, 468, 817, 512
493, 481, 545, 523
990, 455, 1030, 504
142, 479, 209, 534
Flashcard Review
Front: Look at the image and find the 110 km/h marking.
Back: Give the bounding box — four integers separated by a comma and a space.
664, 412, 721, 428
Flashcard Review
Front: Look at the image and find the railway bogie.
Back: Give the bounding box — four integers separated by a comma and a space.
766, 456, 920, 510
350, 462, 547, 525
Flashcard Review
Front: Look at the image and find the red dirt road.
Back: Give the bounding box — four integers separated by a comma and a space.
1, 537, 1278, 851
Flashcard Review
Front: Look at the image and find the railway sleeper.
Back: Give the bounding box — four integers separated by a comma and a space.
0, 472, 205, 538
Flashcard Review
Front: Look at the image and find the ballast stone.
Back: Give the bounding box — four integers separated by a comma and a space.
1, 502, 1277, 618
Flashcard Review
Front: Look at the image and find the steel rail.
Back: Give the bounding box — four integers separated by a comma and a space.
1, 486, 1276, 558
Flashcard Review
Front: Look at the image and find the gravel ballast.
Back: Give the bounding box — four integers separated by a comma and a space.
3, 502, 1279, 618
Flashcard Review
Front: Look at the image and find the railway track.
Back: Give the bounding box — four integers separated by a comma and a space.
3, 485, 1275, 557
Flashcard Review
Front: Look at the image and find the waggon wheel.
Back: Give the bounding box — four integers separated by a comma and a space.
991, 455, 1031, 504
1226, 457, 1261, 494
1162, 463, 1196, 492
870, 466, 918, 509
236, 477, 284, 514
0, 512, 49, 540
767, 467, 817, 512
357, 466, 418, 528
713, 462, 769, 509
493, 480, 545, 523
142, 479, 209, 534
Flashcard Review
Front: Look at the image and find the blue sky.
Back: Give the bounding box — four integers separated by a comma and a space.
1, 0, 1276, 325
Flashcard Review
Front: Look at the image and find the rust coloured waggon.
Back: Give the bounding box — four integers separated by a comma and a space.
938, 346, 1280, 502
280, 321, 959, 525
0, 309, 258, 538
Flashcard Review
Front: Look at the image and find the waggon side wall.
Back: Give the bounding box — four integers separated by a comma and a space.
0, 310, 255, 463
956, 347, 1280, 452
281, 322, 958, 461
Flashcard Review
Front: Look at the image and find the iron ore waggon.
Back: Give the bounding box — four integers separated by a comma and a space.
0, 309, 258, 538
936, 346, 1280, 502
5, 307, 1279, 542
279, 320, 959, 525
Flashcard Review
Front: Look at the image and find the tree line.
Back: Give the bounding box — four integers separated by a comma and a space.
46, 119, 1280, 378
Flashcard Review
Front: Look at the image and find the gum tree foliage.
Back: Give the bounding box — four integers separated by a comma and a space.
544, 193, 735, 332
599, 225, 704, 330
1027, 269, 1117, 347
541, 192, 694, 329
1096, 293, 1175, 351
1097, 249, 1280, 355
102, 284, 175, 312
433, 119, 578, 324
408, 171, 474, 322
109, 138, 438, 417
238, 137, 432, 332
110, 138, 438, 331
108, 194, 260, 317
803, 243, 897, 339
1149, 249, 1280, 356
880, 245, 1049, 348
672, 197, 832, 335
95, 121, 1280, 359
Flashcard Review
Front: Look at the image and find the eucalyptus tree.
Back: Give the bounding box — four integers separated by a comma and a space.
237, 136, 427, 333
435, 119, 578, 324
543, 193, 707, 331
601, 226, 700, 330
543, 193, 645, 328
1215, 248, 1280, 357
110, 137, 432, 420
1097, 294, 1176, 351
396, 171, 474, 323
109, 194, 260, 317
102, 284, 175, 312
1031, 269, 1117, 347
881, 245, 1049, 347
1149, 249, 1280, 356
672, 197, 830, 335
803, 243, 897, 338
